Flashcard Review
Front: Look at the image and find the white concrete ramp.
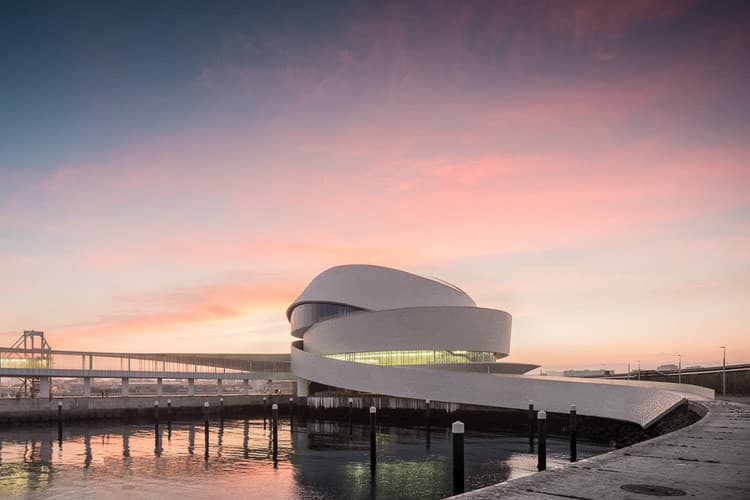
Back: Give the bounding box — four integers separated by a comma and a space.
292, 344, 713, 427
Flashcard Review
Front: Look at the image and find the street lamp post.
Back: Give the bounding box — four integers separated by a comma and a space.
720, 346, 727, 397
676, 354, 682, 385
637, 360, 641, 381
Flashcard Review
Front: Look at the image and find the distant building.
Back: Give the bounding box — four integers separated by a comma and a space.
657, 364, 679, 372
563, 369, 614, 377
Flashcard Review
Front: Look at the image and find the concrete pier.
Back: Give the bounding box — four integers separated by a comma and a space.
452, 401, 750, 499
0, 394, 289, 423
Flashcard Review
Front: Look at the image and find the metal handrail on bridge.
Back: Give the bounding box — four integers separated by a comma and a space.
0, 347, 293, 379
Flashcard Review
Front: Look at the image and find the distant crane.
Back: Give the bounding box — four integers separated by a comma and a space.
7, 331, 52, 397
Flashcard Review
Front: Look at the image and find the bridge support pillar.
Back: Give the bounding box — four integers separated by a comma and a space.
217, 379, 223, 396
242, 379, 249, 396
83, 377, 91, 398
296, 378, 310, 397
187, 378, 195, 396
121, 378, 129, 396
157, 378, 163, 397
39, 376, 50, 399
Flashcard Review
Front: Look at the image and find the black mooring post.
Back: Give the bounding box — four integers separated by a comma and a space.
154, 401, 160, 454
57, 401, 63, 447
272, 403, 279, 464
348, 397, 353, 435
167, 399, 172, 439
528, 400, 535, 450
452, 421, 465, 495
425, 399, 431, 448
263, 396, 267, 428
369, 406, 377, 468
537, 410, 547, 471
570, 404, 577, 462
289, 397, 295, 430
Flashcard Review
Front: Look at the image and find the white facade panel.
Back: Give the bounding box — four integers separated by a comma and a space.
302, 306, 510, 356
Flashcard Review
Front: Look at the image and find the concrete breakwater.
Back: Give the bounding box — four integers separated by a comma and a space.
304, 396, 701, 447
0, 394, 292, 423
452, 400, 750, 499
1, 394, 702, 449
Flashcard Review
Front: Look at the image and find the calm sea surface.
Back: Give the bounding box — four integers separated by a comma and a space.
0, 417, 610, 499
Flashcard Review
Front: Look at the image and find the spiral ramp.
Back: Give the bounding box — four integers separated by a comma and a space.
288, 265, 713, 427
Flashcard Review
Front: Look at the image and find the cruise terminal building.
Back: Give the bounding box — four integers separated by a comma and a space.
287, 264, 713, 427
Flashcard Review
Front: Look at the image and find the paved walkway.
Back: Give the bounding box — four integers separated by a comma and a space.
454, 401, 750, 499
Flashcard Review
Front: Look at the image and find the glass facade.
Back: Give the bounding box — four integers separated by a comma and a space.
290, 302, 365, 334
322, 350, 496, 366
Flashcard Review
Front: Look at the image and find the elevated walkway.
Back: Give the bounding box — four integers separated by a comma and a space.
1, 345, 293, 398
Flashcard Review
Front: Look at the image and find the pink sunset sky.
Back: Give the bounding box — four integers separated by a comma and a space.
1, 1, 748, 371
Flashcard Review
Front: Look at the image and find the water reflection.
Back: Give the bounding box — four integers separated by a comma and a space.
0, 417, 610, 499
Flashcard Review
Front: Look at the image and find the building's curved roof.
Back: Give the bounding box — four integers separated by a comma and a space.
286, 264, 476, 318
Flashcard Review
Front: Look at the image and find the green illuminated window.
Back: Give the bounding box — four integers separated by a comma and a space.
322, 350, 495, 366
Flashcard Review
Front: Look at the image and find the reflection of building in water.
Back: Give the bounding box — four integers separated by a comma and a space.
0, 417, 610, 499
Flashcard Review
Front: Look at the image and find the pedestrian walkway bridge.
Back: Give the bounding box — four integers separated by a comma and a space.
0, 334, 293, 399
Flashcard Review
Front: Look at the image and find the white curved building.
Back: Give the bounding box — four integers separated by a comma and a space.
288, 265, 713, 427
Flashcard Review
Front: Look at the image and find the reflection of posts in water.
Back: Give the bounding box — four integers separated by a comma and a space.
41, 439, 52, 465
243, 419, 250, 459
218, 417, 224, 449
123, 429, 130, 458
57, 401, 63, 448
188, 423, 195, 455
204, 427, 209, 461
84, 429, 92, 469
272, 403, 278, 466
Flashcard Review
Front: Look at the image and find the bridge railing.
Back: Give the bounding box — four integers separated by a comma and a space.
0, 348, 291, 377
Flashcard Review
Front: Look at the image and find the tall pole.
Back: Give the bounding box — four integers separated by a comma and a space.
723, 346, 727, 396
677, 354, 682, 385
638, 360, 641, 381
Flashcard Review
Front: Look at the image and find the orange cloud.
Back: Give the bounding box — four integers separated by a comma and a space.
49, 280, 300, 350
